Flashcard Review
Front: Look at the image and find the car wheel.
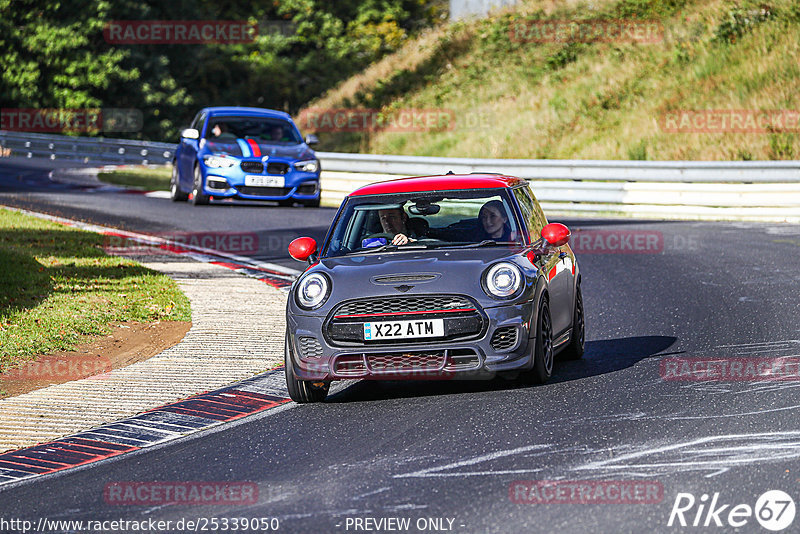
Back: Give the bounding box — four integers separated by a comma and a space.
523, 294, 554, 384
170, 163, 188, 202
561, 282, 585, 360
191, 165, 210, 206
285, 332, 329, 403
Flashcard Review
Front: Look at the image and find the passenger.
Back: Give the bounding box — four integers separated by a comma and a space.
479, 200, 513, 241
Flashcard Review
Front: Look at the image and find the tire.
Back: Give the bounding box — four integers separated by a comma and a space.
523, 294, 554, 384
170, 163, 189, 202
191, 165, 210, 206
285, 333, 329, 403
301, 196, 321, 208
561, 282, 585, 360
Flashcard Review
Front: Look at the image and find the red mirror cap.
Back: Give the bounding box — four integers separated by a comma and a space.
541, 223, 570, 247
288, 237, 317, 261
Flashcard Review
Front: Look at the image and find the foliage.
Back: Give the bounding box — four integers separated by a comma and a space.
0, 0, 444, 141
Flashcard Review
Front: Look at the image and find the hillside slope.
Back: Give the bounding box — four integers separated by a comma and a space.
300, 0, 800, 160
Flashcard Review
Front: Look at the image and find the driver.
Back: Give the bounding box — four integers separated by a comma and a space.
378, 207, 417, 245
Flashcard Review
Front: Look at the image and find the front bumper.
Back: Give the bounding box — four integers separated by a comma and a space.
199, 161, 320, 201
287, 301, 535, 381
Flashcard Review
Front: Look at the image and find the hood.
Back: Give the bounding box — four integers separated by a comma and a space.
294, 247, 534, 315
204, 139, 314, 160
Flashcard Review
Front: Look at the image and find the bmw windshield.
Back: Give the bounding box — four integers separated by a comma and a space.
205, 115, 303, 148
323, 189, 525, 257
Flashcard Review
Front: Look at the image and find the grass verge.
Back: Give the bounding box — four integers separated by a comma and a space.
303, 0, 800, 160
0, 208, 191, 374
98, 166, 171, 191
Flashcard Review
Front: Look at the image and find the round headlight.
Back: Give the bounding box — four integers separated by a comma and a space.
484, 262, 523, 298
296, 272, 330, 309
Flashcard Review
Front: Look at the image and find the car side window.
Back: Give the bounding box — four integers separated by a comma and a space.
513, 186, 547, 242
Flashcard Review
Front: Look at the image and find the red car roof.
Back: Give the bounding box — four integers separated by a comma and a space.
349, 174, 525, 197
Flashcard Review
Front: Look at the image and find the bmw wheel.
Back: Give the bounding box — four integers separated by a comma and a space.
191, 165, 210, 206
170, 163, 188, 202
285, 332, 329, 403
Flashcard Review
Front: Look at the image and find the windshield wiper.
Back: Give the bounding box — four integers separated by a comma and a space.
450, 240, 517, 249
358, 243, 430, 254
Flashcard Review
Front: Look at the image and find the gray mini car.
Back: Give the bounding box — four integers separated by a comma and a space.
284, 174, 584, 402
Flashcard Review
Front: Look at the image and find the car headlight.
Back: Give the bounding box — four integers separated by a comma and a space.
296, 272, 330, 310
294, 159, 319, 173
484, 262, 523, 298
203, 155, 236, 168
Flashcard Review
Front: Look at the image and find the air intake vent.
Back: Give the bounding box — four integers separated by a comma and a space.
490, 326, 518, 351
372, 274, 438, 284
298, 337, 323, 359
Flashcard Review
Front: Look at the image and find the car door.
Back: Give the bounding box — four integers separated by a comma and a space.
514, 186, 573, 336
178, 112, 205, 189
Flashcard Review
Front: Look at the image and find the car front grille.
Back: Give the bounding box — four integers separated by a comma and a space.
237, 186, 288, 196
331, 348, 481, 377
490, 326, 518, 351
240, 161, 263, 173
266, 162, 290, 175
326, 295, 484, 345
334, 295, 474, 317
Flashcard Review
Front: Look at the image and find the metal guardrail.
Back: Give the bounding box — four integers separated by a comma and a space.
2, 131, 799, 221
316, 152, 800, 183
0, 130, 175, 165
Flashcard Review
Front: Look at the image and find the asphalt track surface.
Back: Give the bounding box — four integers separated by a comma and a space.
2, 159, 800, 533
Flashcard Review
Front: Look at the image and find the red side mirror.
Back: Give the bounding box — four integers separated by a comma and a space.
541, 223, 570, 247
288, 237, 317, 262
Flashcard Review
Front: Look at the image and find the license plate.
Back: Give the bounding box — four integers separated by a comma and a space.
245, 175, 284, 187
363, 319, 444, 340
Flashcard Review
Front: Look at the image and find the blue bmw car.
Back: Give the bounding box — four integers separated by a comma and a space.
171, 107, 321, 207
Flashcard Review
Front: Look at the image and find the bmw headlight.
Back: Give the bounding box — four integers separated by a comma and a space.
296, 272, 330, 310
203, 155, 236, 168
484, 262, 523, 298
294, 159, 319, 173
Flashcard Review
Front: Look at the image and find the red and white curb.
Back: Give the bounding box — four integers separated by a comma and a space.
0, 369, 290, 487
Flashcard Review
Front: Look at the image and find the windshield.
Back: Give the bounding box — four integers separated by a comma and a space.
204, 115, 302, 145
323, 189, 524, 257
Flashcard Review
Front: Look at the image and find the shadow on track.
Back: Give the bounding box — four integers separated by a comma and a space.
326, 335, 678, 403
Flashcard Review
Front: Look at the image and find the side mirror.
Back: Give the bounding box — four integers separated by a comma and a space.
181, 128, 200, 140
288, 237, 318, 263
305, 134, 319, 146
541, 223, 570, 247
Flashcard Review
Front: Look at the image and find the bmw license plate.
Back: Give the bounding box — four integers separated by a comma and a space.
245, 175, 284, 187
363, 319, 444, 340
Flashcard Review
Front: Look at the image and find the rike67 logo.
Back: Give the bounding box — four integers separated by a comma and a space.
668, 490, 795, 531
